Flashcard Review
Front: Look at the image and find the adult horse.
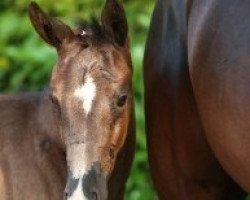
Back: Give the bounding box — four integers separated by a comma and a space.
0, 0, 135, 199
144, 0, 250, 199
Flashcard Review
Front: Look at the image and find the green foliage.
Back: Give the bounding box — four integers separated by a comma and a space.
0, 0, 157, 199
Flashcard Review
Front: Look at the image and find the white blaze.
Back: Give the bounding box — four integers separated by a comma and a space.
70, 75, 97, 200
74, 75, 96, 115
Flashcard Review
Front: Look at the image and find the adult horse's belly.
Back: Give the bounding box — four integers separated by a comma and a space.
189, 0, 250, 192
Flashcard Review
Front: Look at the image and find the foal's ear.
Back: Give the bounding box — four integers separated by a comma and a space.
101, 0, 128, 47
28, 2, 74, 48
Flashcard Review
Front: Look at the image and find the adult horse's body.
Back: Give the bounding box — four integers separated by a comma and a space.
0, 0, 135, 199
144, 0, 250, 199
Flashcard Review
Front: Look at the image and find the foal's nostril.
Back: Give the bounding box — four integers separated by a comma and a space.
63, 191, 69, 200
91, 191, 98, 200
90, 187, 100, 200
81, 162, 108, 200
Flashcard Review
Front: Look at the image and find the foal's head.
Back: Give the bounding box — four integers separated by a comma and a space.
29, 1, 133, 199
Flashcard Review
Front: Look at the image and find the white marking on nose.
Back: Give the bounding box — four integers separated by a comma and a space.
74, 75, 96, 115
68, 144, 90, 179
68, 178, 87, 200
67, 144, 92, 200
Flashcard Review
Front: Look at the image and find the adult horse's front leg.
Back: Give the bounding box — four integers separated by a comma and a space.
189, 0, 250, 193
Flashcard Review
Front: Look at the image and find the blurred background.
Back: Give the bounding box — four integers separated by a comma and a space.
0, 0, 157, 199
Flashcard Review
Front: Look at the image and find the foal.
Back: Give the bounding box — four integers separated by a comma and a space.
0, 0, 135, 199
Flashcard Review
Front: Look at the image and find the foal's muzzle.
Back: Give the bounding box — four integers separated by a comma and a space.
64, 162, 108, 200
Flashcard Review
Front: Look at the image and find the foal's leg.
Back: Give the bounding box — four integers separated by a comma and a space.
144, 0, 246, 199
189, 0, 250, 193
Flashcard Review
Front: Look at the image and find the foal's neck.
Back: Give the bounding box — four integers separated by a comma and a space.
0, 91, 67, 199
0, 90, 64, 148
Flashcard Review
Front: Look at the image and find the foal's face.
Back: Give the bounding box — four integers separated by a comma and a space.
53, 39, 132, 200
29, 1, 132, 199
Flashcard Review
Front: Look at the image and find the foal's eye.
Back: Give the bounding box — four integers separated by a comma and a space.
50, 94, 60, 109
50, 94, 58, 105
117, 95, 127, 107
